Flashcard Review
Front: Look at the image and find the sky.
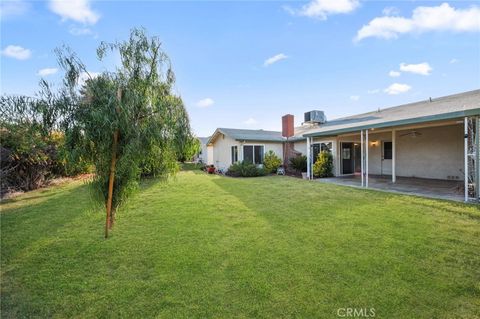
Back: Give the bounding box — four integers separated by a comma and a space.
1, 0, 479, 137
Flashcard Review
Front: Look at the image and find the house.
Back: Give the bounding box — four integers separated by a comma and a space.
205, 127, 303, 169
195, 137, 209, 163
206, 89, 480, 202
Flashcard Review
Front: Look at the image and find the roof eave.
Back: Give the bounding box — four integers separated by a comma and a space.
303, 109, 480, 137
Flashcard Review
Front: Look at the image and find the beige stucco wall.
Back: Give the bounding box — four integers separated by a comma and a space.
207, 145, 214, 165
210, 134, 284, 170
395, 124, 463, 180
335, 124, 464, 180
293, 140, 307, 154
211, 134, 240, 170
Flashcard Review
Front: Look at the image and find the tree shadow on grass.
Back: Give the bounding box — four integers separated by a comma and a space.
1, 183, 98, 266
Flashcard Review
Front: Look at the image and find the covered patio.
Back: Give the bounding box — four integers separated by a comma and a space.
318, 174, 464, 202
303, 91, 480, 203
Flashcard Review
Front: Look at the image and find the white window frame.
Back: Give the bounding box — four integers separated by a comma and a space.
242, 144, 265, 165
231, 145, 238, 164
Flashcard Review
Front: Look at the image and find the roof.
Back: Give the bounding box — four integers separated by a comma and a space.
304, 89, 480, 137
198, 137, 210, 144
207, 128, 286, 145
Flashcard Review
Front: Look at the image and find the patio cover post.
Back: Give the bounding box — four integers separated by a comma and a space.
361, 130, 364, 187
476, 117, 480, 201
392, 129, 396, 183
307, 136, 311, 180
464, 117, 468, 202
366, 129, 369, 188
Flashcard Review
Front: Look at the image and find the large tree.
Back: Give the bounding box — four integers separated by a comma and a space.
2, 28, 197, 237
65, 28, 196, 236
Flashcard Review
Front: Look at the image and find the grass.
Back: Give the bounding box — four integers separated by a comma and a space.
1, 171, 479, 318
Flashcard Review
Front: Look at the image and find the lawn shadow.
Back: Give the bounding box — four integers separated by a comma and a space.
1, 182, 99, 267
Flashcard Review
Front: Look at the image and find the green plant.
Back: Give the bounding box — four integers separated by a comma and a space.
263, 150, 282, 173
289, 155, 307, 172
313, 151, 334, 178
226, 161, 266, 177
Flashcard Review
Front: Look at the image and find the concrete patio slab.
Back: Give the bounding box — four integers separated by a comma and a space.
317, 174, 464, 202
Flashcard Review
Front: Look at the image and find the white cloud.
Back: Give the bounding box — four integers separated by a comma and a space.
264, 53, 288, 66
449, 58, 459, 64
350, 95, 360, 101
244, 118, 257, 125
389, 70, 401, 77
0, 0, 29, 18
49, 0, 100, 25
384, 83, 411, 95
399, 62, 432, 75
37, 68, 58, 76
196, 98, 214, 108
1, 45, 31, 60
290, 0, 359, 19
367, 89, 380, 94
355, 3, 480, 42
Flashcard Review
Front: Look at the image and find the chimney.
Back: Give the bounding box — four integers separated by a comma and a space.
282, 114, 294, 138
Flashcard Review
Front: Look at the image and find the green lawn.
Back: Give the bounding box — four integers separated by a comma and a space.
1, 171, 479, 318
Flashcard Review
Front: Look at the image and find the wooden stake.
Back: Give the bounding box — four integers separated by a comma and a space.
105, 88, 122, 239
105, 130, 118, 238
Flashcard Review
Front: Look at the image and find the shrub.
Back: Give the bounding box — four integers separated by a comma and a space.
313, 151, 334, 178
263, 150, 282, 173
289, 155, 307, 172
226, 161, 266, 177
0, 123, 65, 196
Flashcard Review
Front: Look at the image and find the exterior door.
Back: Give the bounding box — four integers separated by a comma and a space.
381, 141, 392, 175
341, 143, 354, 174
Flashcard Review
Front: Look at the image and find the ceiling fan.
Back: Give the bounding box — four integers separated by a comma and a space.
400, 130, 422, 138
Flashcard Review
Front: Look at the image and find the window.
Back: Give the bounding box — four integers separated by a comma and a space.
254, 145, 264, 164
231, 146, 238, 164
321, 142, 332, 152
312, 142, 333, 163
383, 142, 392, 160
243, 145, 264, 164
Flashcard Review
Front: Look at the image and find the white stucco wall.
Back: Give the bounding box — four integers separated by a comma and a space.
335, 124, 464, 180
210, 134, 284, 170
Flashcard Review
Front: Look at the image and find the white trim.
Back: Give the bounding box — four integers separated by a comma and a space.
464, 117, 468, 202
366, 129, 369, 188
231, 145, 239, 164
392, 129, 396, 183
307, 137, 311, 179
361, 130, 364, 187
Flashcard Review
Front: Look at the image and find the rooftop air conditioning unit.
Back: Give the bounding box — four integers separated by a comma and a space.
304, 110, 326, 124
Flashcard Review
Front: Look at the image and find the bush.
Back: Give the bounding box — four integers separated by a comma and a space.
263, 150, 282, 173
289, 155, 307, 172
313, 151, 334, 178
0, 124, 62, 196
226, 161, 266, 177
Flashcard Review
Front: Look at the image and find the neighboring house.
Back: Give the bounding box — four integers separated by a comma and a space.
206, 89, 480, 202
195, 137, 209, 163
